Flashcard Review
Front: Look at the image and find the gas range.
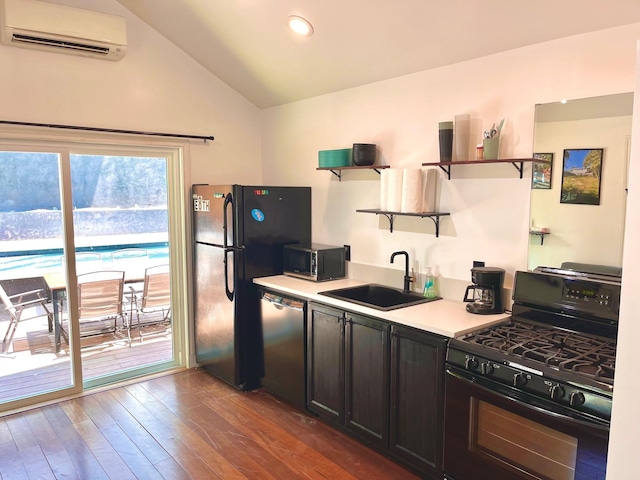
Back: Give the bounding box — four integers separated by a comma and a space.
447, 268, 621, 424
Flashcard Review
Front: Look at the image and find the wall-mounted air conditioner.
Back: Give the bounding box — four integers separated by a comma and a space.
0, 0, 127, 61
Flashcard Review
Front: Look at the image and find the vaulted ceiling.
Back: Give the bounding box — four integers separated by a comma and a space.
116, 0, 640, 109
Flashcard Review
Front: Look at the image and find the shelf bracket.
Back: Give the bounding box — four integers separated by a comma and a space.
510, 161, 524, 178
381, 213, 395, 232
426, 215, 441, 238
437, 165, 451, 180
530, 232, 548, 245
378, 213, 442, 236
328, 169, 342, 181
372, 168, 384, 175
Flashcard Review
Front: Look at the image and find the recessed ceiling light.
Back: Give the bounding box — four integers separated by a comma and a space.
560, 99, 567, 104
288, 15, 314, 36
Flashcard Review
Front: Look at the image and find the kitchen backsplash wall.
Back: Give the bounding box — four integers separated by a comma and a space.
261, 23, 640, 294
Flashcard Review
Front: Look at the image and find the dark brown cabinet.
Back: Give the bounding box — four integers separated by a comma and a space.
345, 311, 389, 448
307, 303, 389, 448
307, 302, 345, 424
307, 302, 447, 478
389, 324, 447, 478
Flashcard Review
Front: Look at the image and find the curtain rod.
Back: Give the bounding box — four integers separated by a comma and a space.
0, 120, 214, 142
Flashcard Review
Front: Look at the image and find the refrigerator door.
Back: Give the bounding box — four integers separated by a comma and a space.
193, 241, 243, 386
192, 184, 235, 247
239, 186, 311, 280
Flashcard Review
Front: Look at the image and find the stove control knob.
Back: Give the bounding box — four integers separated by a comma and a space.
569, 391, 586, 406
550, 384, 566, 400
481, 362, 494, 375
513, 373, 527, 387
465, 356, 479, 371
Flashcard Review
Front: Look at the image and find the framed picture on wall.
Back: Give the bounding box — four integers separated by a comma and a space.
532, 153, 553, 189
560, 148, 603, 205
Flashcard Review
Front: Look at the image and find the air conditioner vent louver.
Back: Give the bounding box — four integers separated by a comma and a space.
0, 0, 127, 61
12, 34, 110, 56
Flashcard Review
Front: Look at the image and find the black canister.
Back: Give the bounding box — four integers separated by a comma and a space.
438, 121, 453, 162
352, 143, 376, 166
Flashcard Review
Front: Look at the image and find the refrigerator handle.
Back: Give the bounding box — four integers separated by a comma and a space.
223, 192, 233, 249
224, 248, 234, 301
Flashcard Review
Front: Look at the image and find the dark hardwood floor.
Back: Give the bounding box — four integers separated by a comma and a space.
0, 368, 420, 479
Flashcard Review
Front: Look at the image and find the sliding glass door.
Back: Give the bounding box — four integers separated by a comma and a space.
0, 142, 184, 410
0, 148, 76, 404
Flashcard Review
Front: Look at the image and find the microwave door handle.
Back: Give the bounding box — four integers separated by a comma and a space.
446, 368, 610, 433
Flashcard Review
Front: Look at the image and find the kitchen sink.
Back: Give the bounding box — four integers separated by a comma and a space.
318, 284, 440, 311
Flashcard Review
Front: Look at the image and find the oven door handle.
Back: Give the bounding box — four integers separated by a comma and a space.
446, 368, 610, 433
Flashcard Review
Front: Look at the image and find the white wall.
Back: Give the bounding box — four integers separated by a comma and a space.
261, 24, 640, 298
607, 39, 640, 480
261, 23, 640, 478
0, 0, 263, 186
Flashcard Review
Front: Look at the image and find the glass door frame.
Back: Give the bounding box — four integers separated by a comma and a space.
0, 135, 189, 412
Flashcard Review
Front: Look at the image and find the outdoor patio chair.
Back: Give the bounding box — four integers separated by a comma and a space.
0, 280, 53, 355
67, 270, 128, 346
128, 264, 171, 341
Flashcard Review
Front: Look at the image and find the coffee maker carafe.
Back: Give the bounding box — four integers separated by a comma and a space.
463, 266, 505, 315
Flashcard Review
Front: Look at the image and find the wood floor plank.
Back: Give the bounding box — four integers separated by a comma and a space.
5, 417, 38, 450
93, 390, 174, 467
124, 382, 250, 480
41, 403, 110, 480
73, 417, 139, 480
1, 369, 419, 480
136, 376, 298, 479
0, 418, 31, 479
108, 385, 232, 480
18, 444, 57, 480
156, 373, 360, 480
230, 386, 416, 480
23, 409, 82, 480
77, 393, 165, 480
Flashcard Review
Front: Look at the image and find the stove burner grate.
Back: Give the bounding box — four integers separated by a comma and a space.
463, 321, 615, 384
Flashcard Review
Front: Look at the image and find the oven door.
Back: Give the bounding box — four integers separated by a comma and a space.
444, 367, 609, 480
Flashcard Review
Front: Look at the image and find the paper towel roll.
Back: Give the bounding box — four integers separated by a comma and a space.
422, 169, 438, 212
380, 169, 389, 211
386, 168, 404, 212
400, 169, 423, 213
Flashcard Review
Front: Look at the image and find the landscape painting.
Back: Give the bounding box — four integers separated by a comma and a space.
560, 148, 603, 205
532, 153, 553, 189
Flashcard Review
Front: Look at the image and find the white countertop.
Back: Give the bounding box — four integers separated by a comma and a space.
254, 275, 509, 338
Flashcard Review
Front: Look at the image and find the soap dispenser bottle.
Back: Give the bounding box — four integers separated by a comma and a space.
423, 267, 436, 298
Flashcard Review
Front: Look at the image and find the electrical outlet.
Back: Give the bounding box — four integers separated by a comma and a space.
344, 244, 351, 261
473, 260, 485, 267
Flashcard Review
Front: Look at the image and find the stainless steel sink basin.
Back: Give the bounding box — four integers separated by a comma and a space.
318, 284, 440, 311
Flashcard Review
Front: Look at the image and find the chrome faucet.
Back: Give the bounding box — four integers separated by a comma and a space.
390, 250, 414, 293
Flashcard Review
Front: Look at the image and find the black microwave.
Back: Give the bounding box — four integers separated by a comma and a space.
283, 243, 346, 282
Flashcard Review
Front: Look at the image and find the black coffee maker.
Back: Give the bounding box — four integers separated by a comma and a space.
463, 266, 506, 314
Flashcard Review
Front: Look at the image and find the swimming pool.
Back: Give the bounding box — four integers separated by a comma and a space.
0, 243, 169, 278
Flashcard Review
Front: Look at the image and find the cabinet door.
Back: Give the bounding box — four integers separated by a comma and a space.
306, 302, 345, 424
389, 324, 446, 478
345, 313, 389, 448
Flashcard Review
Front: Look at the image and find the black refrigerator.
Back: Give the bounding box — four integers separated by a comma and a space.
192, 184, 311, 390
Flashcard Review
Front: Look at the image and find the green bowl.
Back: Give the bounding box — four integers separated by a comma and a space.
319, 148, 351, 167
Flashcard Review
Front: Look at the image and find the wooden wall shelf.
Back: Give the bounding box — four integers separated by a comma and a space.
356, 209, 450, 236
422, 158, 548, 180
529, 231, 550, 245
316, 165, 389, 181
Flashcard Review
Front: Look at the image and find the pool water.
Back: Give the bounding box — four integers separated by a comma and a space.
0, 244, 169, 279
